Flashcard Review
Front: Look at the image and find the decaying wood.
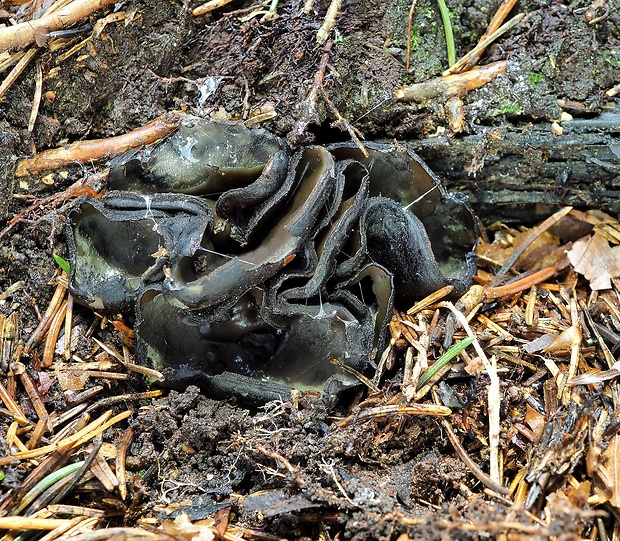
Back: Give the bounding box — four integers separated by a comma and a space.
407, 112, 620, 223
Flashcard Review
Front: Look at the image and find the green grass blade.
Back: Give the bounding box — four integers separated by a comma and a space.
417, 335, 475, 390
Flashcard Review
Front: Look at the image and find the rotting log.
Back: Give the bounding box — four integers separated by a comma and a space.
406, 109, 620, 224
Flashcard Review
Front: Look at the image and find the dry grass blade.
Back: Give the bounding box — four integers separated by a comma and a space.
337, 403, 451, 428
445, 300, 502, 487
0, 517, 76, 530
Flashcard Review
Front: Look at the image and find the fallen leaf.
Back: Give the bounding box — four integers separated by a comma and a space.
567, 234, 620, 290
597, 433, 620, 508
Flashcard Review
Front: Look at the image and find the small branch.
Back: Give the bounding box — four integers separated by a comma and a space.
15, 112, 183, 176
192, 0, 234, 17
405, 0, 419, 72
321, 88, 368, 157
0, 47, 38, 101
440, 416, 510, 496
486, 206, 572, 287
0, 0, 118, 52
394, 60, 507, 102
0, 170, 106, 241
443, 0, 520, 75
316, 0, 344, 44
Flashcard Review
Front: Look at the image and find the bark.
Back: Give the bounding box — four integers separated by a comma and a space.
407, 110, 620, 224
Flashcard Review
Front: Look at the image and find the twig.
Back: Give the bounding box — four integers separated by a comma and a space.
321, 88, 368, 157
316, 0, 343, 44
28, 60, 43, 132
0, 518, 75, 531
0, 47, 38, 101
405, 0, 419, 71
394, 60, 507, 102
486, 206, 572, 288
443, 0, 520, 75
484, 260, 569, 299
117, 427, 133, 500
0, 0, 118, 52
0, 170, 105, 242
444, 301, 502, 489
337, 403, 451, 428
440, 416, 510, 495
192, 0, 234, 16
15, 112, 183, 176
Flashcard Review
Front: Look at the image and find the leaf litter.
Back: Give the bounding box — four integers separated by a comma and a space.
1, 204, 620, 540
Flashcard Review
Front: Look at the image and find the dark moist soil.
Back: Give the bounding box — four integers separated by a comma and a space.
1, 0, 619, 539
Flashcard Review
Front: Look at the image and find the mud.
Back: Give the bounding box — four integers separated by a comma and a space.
1, 0, 619, 539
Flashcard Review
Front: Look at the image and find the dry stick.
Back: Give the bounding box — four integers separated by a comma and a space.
405, 0, 419, 71
0, 0, 118, 51
0, 517, 75, 531
28, 60, 43, 132
117, 427, 133, 500
25, 280, 66, 355
486, 206, 573, 288
484, 260, 569, 299
321, 88, 369, 157
444, 301, 503, 490
42, 298, 68, 368
15, 112, 183, 176
316, 0, 343, 44
0, 171, 106, 241
443, 3, 521, 76
439, 417, 509, 495
394, 60, 507, 102
337, 403, 451, 428
192, 0, 234, 16
0, 47, 38, 100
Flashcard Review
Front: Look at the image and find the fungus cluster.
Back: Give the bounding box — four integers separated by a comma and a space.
67, 117, 477, 403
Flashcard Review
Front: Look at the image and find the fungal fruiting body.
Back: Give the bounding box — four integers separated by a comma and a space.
67, 117, 478, 403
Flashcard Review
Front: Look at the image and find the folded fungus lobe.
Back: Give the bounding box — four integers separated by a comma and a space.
67, 117, 478, 403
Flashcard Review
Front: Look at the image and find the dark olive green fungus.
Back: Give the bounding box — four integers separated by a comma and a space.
67, 117, 478, 404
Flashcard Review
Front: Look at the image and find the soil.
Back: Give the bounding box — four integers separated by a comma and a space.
1, 0, 619, 539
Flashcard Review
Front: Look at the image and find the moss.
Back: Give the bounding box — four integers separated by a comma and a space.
493, 101, 523, 116
602, 51, 620, 68
529, 72, 544, 88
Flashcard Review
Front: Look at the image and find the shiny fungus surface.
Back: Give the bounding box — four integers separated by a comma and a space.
67, 117, 478, 403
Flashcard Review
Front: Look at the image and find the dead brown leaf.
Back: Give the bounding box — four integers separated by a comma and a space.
566, 233, 620, 290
